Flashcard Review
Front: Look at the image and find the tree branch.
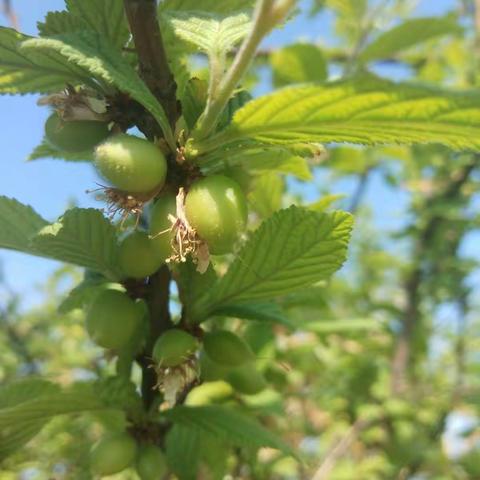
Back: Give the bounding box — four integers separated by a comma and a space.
123, 0, 179, 131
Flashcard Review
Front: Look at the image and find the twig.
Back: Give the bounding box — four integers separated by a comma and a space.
312, 419, 368, 480
123, 0, 179, 132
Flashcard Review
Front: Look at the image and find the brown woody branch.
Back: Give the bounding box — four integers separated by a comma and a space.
123, 0, 179, 131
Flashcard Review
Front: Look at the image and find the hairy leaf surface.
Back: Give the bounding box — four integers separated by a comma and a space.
31, 208, 121, 280
0, 196, 47, 254
195, 207, 352, 318
193, 78, 480, 153
0, 28, 94, 94
21, 33, 175, 148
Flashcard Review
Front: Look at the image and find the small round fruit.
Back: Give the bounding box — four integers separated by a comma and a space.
94, 134, 167, 193
136, 445, 167, 480
204, 330, 254, 367
119, 231, 164, 279
149, 193, 177, 261
199, 352, 230, 381
226, 363, 267, 395
152, 329, 197, 367
185, 175, 247, 254
90, 432, 137, 476
186, 380, 233, 406
86, 289, 143, 350
45, 113, 110, 152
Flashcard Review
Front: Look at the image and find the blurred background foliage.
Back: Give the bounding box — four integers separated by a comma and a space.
1, 0, 480, 478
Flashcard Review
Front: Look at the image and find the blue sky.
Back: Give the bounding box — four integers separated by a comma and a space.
0, 0, 461, 307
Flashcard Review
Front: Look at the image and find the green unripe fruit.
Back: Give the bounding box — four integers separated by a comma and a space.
90, 433, 137, 476
186, 380, 233, 406
94, 134, 167, 193
204, 330, 254, 367
45, 113, 110, 152
119, 231, 164, 279
136, 445, 167, 480
86, 289, 143, 350
152, 329, 197, 367
226, 362, 267, 395
185, 175, 247, 254
199, 352, 230, 381
149, 193, 177, 262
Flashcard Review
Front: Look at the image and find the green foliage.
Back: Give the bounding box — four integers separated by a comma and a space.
194, 207, 352, 318
1, 0, 480, 477
359, 16, 461, 63
0, 197, 47, 254
163, 405, 294, 456
191, 76, 480, 154
21, 32, 175, 148
0, 27, 100, 94
31, 208, 121, 280
271, 43, 328, 86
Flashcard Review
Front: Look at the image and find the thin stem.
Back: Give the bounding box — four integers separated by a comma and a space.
194, 0, 296, 140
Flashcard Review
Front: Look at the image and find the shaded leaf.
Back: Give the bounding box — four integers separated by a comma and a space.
31, 208, 121, 280
0, 196, 47, 254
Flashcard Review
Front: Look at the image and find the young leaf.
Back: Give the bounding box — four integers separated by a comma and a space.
0, 196, 47, 254
164, 11, 252, 56
37, 10, 83, 37
248, 173, 284, 218
194, 207, 352, 318
0, 27, 95, 94
191, 77, 480, 154
30, 208, 121, 280
271, 43, 328, 86
163, 405, 295, 457
359, 16, 461, 64
20, 32, 175, 149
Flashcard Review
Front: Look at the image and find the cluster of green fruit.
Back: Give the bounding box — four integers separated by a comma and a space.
90, 433, 166, 479
45, 112, 248, 276
86, 288, 266, 393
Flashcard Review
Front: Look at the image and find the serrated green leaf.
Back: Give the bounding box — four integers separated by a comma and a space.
0, 27, 96, 94
58, 278, 123, 314
248, 173, 284, 218
271, 43, 327, 86
37, 10, 84, 37
21, 32, 175, 149
163, 405, 295, 457
359, 16, 461, 63
0, 379, 58, 410
28, 138, 94, 162
160, 0, 255, 14
0, 385, 103, 460
166, 425, 202, 480
195, 207, 352, 316
212, 302, 294, 328
31, 208, 121, 280
65, 0, 129, 48
193, 77, 480, 154
165, 11, 251, 55
0, 196, 47, 254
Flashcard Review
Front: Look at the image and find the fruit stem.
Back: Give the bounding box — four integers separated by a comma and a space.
193, 0, 297, 141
